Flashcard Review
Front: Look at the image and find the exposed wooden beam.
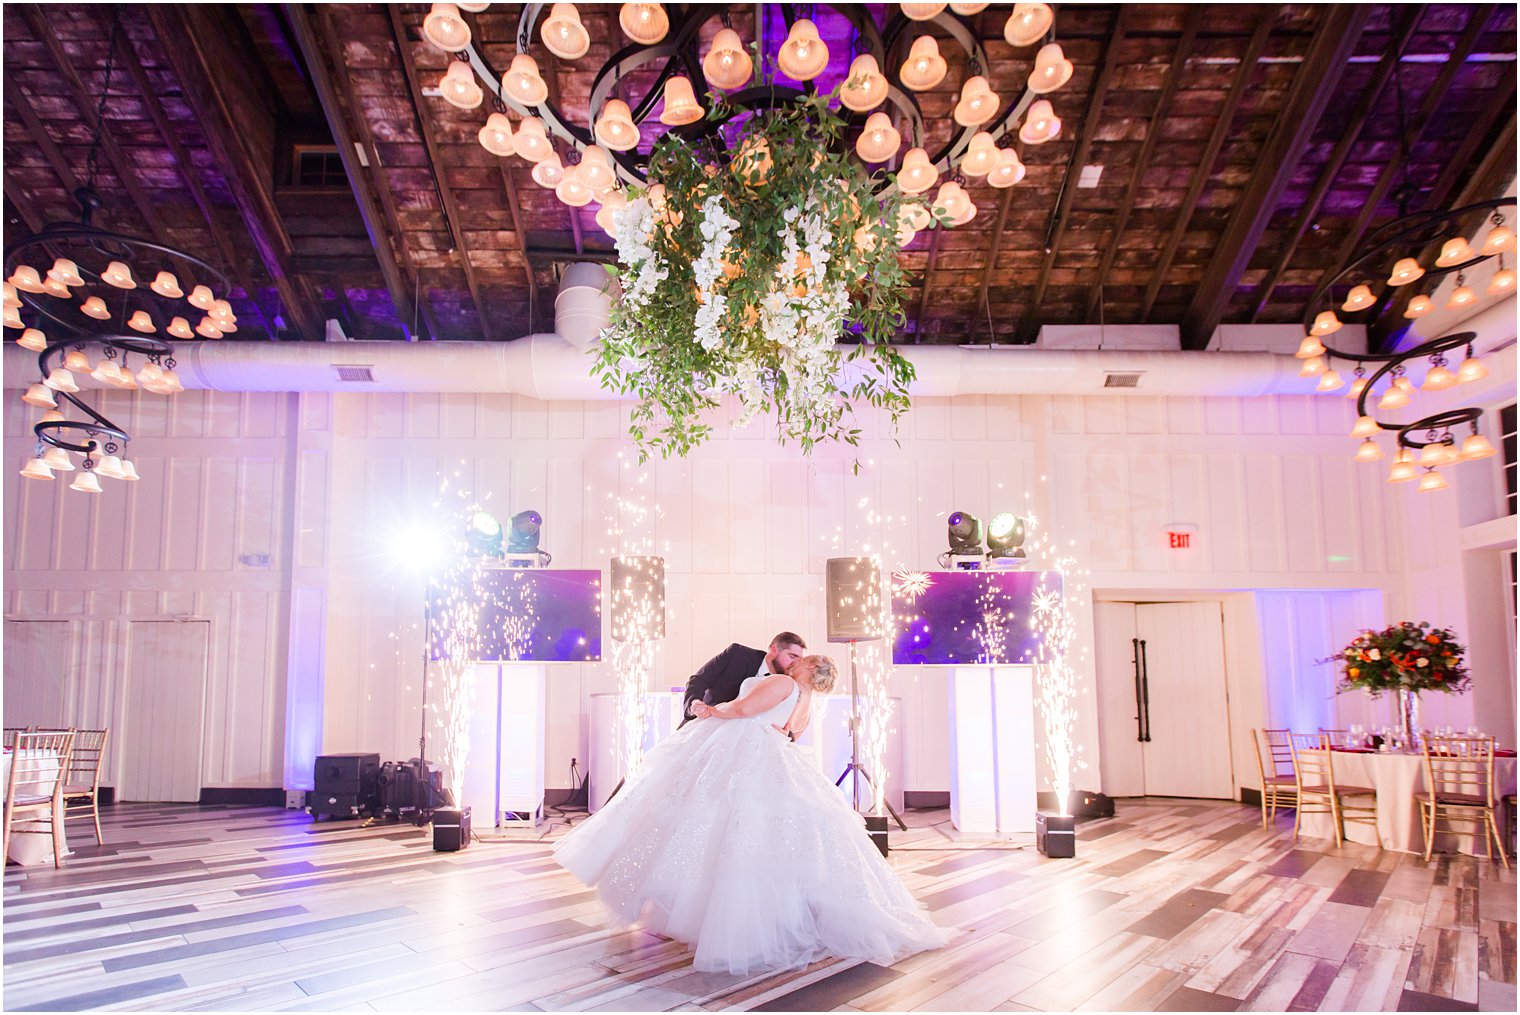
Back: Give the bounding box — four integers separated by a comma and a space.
287, 3, 433, 342
1084, 8, 1202, 323
146, 4, 326, 341
970, 185, 1017, 343
1180, 5, 1372, 349
4, 176, 46, 233
914, 226, 943, 343
498, 163, 542, 336
1138, 14, 1275, 324
386, 5, 494, 341
106, 8, 278, 340
1245, 5, 1426, 322
2, 69, 82, 199
1022, 8, 1131, 338
20, 8, 174, 244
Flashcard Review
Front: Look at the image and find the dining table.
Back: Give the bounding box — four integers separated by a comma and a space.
1296, 746, 1517, 855
1, 748, 70, 866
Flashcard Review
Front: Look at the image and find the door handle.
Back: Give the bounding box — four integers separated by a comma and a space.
1139, 638, 1152, 743
1132, 637, 1145, 742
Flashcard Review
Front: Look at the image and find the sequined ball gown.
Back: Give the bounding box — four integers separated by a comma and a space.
554, 675, 950, 974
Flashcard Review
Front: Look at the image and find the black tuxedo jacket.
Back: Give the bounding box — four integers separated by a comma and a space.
680, 643, 767, 726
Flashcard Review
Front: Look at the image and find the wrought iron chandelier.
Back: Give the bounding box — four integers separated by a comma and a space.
418, 2, 1066, 239
5, 17, 236, 492
1296, 196, 1514, 493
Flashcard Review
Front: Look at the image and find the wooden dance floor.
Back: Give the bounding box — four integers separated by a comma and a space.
2, 799, 1514, 1012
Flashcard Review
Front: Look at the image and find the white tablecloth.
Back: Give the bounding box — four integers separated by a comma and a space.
2, 749, 69, 866
1297, 749, 1517, 854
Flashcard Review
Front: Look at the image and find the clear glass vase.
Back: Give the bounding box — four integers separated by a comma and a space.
1399, 689, 1420, 750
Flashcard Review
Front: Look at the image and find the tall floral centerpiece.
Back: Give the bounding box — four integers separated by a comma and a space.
594, 94, 920, 463
1333, 622, 1470, 746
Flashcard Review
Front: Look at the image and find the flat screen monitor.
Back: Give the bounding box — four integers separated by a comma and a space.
890, 569, 1060, 666
430, 568, 602, 662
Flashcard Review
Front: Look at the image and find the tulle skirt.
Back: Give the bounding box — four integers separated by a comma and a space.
554, 716, 950, 975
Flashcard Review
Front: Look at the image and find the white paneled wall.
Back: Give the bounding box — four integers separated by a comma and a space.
7, 381, 1511, 800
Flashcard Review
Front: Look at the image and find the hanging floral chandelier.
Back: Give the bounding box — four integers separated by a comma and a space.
7, 19, 235, 492
1297, 196, 1515, 493
416, 2, 1070, 459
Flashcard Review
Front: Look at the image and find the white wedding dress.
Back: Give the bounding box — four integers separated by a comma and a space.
554, 675, 950, 974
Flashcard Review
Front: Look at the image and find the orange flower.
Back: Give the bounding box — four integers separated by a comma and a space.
1348, 667, 1360, 677
1425, 634, 1441, 645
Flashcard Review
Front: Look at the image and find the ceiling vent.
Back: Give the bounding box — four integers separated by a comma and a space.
334, 365, 375, 382
1103, 371, 1143, 388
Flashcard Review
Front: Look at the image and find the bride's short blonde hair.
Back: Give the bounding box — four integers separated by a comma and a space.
802, 655, 838, 694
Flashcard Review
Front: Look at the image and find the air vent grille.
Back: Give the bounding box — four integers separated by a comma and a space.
334, 365, 375, 383
1103, 372, 1143, 388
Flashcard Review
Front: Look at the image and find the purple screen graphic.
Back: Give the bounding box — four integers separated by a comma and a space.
430, 568, 602, 663
891, 570, 1060, 665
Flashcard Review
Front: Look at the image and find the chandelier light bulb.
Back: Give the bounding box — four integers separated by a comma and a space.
22, 384, 57, 408
531, 151, 565, 188
63, 349, 91, 373
556, 167, 595, 207
478, 113, 515, 157
1422, 364, 1457, 391
1480, 223, 1515, 256
41, 276, 71, 298
44, 367, 79, 393
101, 261, 136, 289
1005, 2, 1054, 46
542, 4, 590, 60
1403, 293, 1433, 318
1460, 433, 1497, 460
1298, 355, 1326, 378
896, 148, 938, 195
620, 3, 669, 45
513, 116, 552, 162
1019, 99, 1061, 144
932, 180, 970, 222
80, 296, 110, 320
954, 75, 999, 127
1349, 415, 1379, 439
188, 284, 215, 310
578, 145, 616, 193
1487, 267, 1516, 295
9, 265, 45, 293
1029, 43, 1073, 94
855, 112, 902, 163
1417, 468, 1448, 493
987, 148, 1027, 188
1456, 353, 1487, 383
47, 258, 84, 287
94, 455, 127, 481
1341, 284, 1375, 311
1387, 448, 1418, 483
503, 54, 548, 107
149, 270, 183, 298
422, 3, 471, 52
167, 316, 193, 339
840, 54, 888, 112
1386, 257, 1424, 286
901, 3, 947, 19
1435, 237, 1476, 268
1354, 438, 1384, 463
127, 310, 156, 334
959, 131, 998, 176
1446, 282, 1476, 309
901, 36, 947, 90
1377, 384, 1410, 410
1316, 369, 1344, 392
19, 457, 54, 481
195, 318, 223, 339
594, 98, 640, 151
950, 2, 990, 13
1310, 310, 1342, 335
439, 60, 482, 109
595, 188, 627, 237
659, 76, 704, 126
777, 19, 828, 81
69, 468, 103, 494
17, 327, 47, 352
1346, 375, 1368, 400
119, 459, 140, 481
703, 28, 752, 90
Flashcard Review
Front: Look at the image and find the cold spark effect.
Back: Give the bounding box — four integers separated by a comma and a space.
1024, 512, 1090, 817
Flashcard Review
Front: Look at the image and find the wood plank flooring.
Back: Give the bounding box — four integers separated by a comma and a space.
3, 799, 1514, 1012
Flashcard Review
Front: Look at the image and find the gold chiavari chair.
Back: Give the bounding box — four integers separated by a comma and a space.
3, 729, 76, 868
1252, 728, 1298, 829
42, 728, 110, 845
1290, 731, 1377, 847
1418, 736, 1509, 868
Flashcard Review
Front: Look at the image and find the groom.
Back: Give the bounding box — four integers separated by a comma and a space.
681, 631, 807, 726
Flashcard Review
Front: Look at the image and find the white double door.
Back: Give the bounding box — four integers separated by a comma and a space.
1095, 601, 1234, 799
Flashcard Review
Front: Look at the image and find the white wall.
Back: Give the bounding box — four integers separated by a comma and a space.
6, 381, 1514, 799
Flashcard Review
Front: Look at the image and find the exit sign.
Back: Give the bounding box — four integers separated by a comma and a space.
1164, 524, 1199, 550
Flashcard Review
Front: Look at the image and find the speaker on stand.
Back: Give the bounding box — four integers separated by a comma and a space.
826, 557, 906, 851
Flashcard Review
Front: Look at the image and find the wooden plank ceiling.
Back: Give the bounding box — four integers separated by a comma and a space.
2, 3, 1515, 348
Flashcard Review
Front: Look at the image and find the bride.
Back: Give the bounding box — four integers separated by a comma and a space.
554, 654, 950, 975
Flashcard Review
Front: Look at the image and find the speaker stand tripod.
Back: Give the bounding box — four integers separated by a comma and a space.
833, 640, 907, 832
